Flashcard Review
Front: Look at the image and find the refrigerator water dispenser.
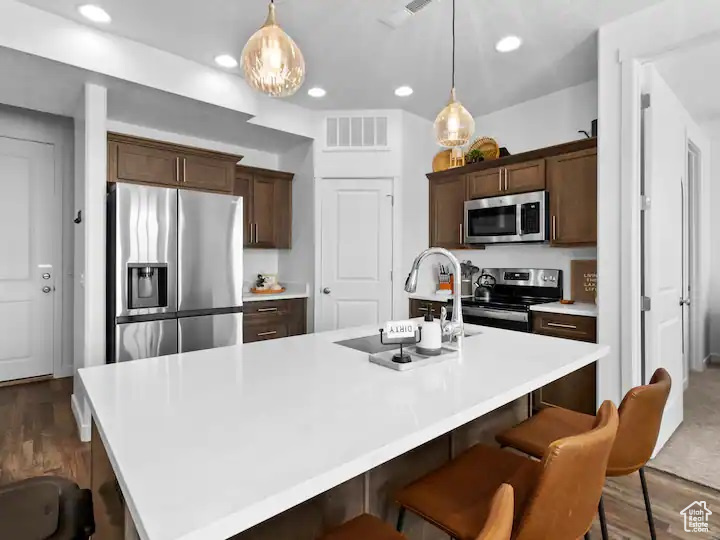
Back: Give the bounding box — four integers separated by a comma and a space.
127, 263, 168, 309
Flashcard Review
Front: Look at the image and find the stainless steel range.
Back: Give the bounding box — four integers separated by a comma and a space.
451, 268, 562, 332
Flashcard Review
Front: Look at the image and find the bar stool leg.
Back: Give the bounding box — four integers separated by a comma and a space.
598, 495, 609, 540
639, 467, 657, 540
396, 507, 406, 532
584, 533, 592, 540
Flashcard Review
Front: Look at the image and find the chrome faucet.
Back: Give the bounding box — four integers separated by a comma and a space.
405, 247, 464, 348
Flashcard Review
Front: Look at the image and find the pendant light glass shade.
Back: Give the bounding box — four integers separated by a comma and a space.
241, 2, 305, 98
434, 88, 475, 147
434, 0, 474, 147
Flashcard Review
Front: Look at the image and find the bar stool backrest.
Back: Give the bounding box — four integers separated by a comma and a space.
475, 484, 514, 540
607, 368, 671, 476
514, 400, 619, 540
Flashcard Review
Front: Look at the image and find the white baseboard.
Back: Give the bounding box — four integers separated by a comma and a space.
53, 366, 74, 379
706, 353, 720, 365
71, 393, 91, 442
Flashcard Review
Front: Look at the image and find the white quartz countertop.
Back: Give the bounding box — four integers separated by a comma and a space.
80, 323, 609, 540
530, 301, 598, 317
242, 282, 309, 303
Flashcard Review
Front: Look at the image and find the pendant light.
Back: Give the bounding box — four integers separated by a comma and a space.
434, 0, 475, 147
241, 0, 306, 98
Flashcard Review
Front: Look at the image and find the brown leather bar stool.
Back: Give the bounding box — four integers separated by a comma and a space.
496, 368, 671, 540
394, 401, 618, 540
320, 484, 514, 540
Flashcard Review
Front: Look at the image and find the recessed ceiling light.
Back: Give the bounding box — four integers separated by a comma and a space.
495, 35, 522, 53
308, 87, 327, 98
77, 4, 111, 23
395, 86, 414, 97
214, 54, 238, 69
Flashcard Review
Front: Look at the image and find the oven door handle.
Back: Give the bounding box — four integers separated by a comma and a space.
463, 307, 528, 323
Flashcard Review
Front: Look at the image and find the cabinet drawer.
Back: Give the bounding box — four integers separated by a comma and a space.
244, 320, 289, 343
532, 312, 596, 342
244, 298, 304, 317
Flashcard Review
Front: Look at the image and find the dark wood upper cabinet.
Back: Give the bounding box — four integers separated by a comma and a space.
504, 159, 546, 194
547, 148, 597, 246
114, 142, 180, 186
465, 160, 545, 200
107, 133, 241, 194
466, 168, 503, 199
234, 166, 294, 249
182, 154, 234, 193
429, 174, 466, 249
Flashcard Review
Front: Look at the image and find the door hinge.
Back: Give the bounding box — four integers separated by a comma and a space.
641, 93, 651, 110
640, 195, 651, 211
641, 296, 652, 312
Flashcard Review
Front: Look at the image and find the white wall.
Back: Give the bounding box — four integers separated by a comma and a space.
278, 141, 316, 329
598, 0, 720, 404
72, 83, 107, 442
0, 104, 75, 378
472, 80, 597, 154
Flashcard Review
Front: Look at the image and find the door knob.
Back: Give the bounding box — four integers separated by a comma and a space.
323, 287, 331, 294
42, 286, 52, 294
680, 298, 691, 306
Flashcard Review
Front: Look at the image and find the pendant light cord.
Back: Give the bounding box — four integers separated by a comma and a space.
452, 0, 456, 89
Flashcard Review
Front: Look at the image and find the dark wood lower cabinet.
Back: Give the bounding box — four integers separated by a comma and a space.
531, 312, 597, 415
409, 299, 448, 319
243, 298, 307, 343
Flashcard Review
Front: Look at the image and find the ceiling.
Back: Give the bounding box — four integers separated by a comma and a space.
18, 0, 664, 119
655, 37, 720, 124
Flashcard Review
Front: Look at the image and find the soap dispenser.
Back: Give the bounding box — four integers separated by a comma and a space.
418, 312, 442, 355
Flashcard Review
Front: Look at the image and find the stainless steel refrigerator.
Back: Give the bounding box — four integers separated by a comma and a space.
107, 183, 243, 363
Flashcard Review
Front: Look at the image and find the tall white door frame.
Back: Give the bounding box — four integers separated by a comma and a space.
619, 45, 711, 401
314, 177, 400, 332
0, 108, 70, 380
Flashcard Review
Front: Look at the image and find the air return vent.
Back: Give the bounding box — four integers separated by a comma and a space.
325, 116, 389, 150
379, 0, 434, 29
405, 0, 433, 14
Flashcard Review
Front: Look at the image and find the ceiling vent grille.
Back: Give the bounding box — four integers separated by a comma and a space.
405, 0, 433, 14
378, 0, 434, 29
325, 116, 388, 150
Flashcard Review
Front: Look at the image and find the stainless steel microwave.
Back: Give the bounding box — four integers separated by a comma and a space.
464, 190, 548, 244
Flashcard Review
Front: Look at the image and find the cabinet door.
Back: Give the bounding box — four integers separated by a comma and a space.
429, 175, 466, 249
547, 149, 597, 246
182, 154, 234, 193
504, 159, 545, 194
273, 178, 292, 249
467, 168, 503, 199
114, 142, 179, 186
233, 171, 254, 247
252, 175, 279, 248
531, 312, 597, 414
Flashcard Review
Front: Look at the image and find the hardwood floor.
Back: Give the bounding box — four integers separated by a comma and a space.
0, 378, 89, 488
1, 379, 718, 539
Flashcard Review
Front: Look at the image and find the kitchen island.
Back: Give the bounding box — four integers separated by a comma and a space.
80, 322, 609, 540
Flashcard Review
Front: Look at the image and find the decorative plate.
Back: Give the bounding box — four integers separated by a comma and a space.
468, 137, 500, 160
432, 149, 452, 172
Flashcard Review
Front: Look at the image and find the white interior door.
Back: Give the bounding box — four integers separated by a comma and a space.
319, 178, 393, 332
641, 66, 684, 452
0, 136, 55, 382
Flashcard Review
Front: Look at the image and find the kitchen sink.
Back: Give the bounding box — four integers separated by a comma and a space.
335, 327, 481, 354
